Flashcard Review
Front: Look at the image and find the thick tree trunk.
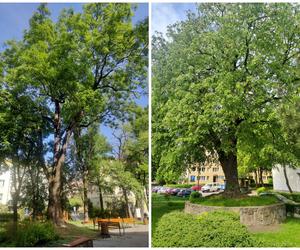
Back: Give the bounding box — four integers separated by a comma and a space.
83, 170, 89, 222
218, 150, 241, 197
47, 101, 76, 226
47, 174, 64, 225
283, 164, 293, 193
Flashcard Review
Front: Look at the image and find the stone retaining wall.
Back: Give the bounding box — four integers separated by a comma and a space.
184, 201, 286, 226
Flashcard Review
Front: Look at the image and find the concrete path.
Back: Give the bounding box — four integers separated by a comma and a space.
93, 224, 149, 247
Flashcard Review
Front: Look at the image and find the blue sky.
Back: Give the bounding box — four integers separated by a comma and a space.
152, 3, 197, 36
0, 3, 148, 153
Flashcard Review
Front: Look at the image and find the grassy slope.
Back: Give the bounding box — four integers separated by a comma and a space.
152, 193, 188, 234
152, 193, 300, 247
48, 221, 99, 246
192, 195, 279, 207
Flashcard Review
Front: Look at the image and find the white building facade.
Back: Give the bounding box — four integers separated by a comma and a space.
272, 166, 300, 192
0, 170, 11, 205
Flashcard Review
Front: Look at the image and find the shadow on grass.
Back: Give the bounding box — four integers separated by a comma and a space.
48, 221, 99, 247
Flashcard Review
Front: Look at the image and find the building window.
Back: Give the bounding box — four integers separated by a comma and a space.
219, 176, 225, 179
190, 176, 196, 182
206, 176, 209, 180
201, 167, 205, 172
0, 193, 3, 201
200, 176, 206, 181
213, 167, 219, 172
0, 180, 4, 187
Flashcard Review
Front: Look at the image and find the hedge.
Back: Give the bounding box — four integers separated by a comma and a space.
152, 210, 260, 247
276, 192, 300, 203
164, 184, 194, 188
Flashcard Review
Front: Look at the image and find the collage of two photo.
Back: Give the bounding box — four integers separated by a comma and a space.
0, 1, 299, 248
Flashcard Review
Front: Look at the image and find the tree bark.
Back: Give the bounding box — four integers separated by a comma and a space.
83, 169, 89, 222
254, 170, 259, 187
283, 164, 293, 193
47, 101, 80, 225
123, 188, 132, 218
98, 186, 104, 211
218, 149, 241, 197
258, 167, 263, 186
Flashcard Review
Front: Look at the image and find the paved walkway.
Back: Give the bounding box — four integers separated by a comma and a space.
93, 224, 149, 247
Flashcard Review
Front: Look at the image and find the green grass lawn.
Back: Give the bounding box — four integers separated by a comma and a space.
152, 193, 300, 247
152, 193, 188, 234
253, 218, 300, 247
192, 194, 279, 207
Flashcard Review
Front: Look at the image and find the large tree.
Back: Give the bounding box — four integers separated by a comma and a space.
152, 3, 300, 197
1, 3, 147, 225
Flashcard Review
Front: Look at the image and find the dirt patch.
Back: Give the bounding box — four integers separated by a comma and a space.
247, 224, 281, 233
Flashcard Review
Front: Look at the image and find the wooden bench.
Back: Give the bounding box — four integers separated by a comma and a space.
97, 218, 125, 236
63, 237, 93, 247
123, 217, 136, 227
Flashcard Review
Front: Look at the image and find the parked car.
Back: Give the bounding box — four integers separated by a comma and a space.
170, 188, 181, 195
165, 188, 174, 195
191, 185, 202, 191
157, 187, 167, 194
152, 186, 161, 193
177, 188, 192, 197
201, 183, 222, 192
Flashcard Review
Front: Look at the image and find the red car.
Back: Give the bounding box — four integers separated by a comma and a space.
191, 185, 202, 191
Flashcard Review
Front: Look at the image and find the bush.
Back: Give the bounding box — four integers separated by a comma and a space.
164, 184, 194, 188
0, 205, 9, 213
152, 210, 259, 247
189, 191, 202, 203
256, 187, 267, 195
0, 213, 18, 222
15, 221, 58, 247
90, 208, 111, 219
277, 192, 300, 203
0, 221, 58, 247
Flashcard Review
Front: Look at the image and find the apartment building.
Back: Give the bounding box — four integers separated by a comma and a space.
186, 163, 225, 185
272, 165, 300, 192
186, 161, 271, 186
0, 170, 11, 205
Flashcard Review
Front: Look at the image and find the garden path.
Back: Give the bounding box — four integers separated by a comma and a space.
93, 224, 148, 247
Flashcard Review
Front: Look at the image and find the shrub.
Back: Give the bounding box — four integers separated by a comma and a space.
256, 187, 267, 195
152, 210, 259, 247
0, 221, 58, 247
189, 191, 203, 203
164, 184, 194, 188
91, 208, 111, 219
0, 213, 18, 222
277, 192, 300, 203
0, 205, 9, 213
14, 221, 58, 247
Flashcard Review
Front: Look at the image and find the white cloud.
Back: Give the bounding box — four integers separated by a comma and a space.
152, 4, 181, 36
